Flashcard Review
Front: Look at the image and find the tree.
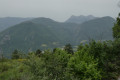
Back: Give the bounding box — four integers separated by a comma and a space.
35, 49, 42, 57
77, 43, 83, 51
112, 13, 120, 38
67, 49, 101, 80
24, 54, 47, 80
53, 48, 57, 53
11, 49, 20, 59
43, 48, 70, 80
64, 44, 74, 54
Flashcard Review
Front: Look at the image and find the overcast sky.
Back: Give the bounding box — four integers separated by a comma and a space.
0, 0, 120, 22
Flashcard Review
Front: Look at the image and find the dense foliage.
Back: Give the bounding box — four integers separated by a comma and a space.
0, 14, 120, 80
113, 13, 120, 38
0, 38, 120, 80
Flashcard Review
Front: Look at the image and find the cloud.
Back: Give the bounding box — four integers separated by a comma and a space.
0, 0, 119, 21
118, 1, 120, 8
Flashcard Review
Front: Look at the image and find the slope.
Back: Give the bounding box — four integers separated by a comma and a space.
31, 17, 79, 44
65, 15, 97, 24
0, 17, 33, 32
75, 16, 115, 44
0, 21, 61, 56
0, 16, 115, 56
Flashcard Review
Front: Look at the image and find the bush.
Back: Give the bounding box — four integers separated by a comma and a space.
67, 48, 102, 80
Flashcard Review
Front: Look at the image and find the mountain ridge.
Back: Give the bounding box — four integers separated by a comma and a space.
0, 17, 33, 32
65, 15, 97, 24
0, 16, 115, 56
75, 16, 115, 44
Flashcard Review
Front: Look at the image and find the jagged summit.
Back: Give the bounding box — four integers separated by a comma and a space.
66, 15, 97, 24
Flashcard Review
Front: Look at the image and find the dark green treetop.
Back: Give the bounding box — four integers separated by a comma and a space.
64, 43, 74, 54
113, 13, 120, 38
11, 49, 20, 59
35, 49, 42, 57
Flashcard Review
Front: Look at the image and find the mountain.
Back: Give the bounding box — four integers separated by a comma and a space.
75, 16, 115, 44
30, 17, 79, 44
0, 21, 62, 56
0, 17, 79, 56
0, 17, 33, 32
65, 15, 97, 24
0, 16, 115, 56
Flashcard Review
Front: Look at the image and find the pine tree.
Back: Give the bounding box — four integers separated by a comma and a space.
64, 43, 74, 54
11, 49, 20, 59
35, 49, 42, 57
112, 13, 120, 38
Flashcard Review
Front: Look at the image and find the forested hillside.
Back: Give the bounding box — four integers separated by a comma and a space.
75, 16, 115, 44
0, 0, 119, 80
0, 14, 120, 79
0, 17, 32, 32
0, 16, 115, 56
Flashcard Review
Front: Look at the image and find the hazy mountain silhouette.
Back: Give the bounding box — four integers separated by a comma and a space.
65, 15, 97, 24
0, 16, 115, 55
0, 17, 33, 32
75, 16, 115, 44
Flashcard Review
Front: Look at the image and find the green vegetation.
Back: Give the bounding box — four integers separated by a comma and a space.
0, 17, 32, 32
113, 13, 120, 38
64, 43, 74, 54
0, 16, 115, 55
0, 14, 119, 80
76, 16, 115, 43
1, 38, 120, 80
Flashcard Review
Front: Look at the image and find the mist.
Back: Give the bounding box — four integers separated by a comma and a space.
0, 0, 119, 21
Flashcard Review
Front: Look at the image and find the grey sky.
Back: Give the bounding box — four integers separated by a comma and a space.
0, 0, 120, 22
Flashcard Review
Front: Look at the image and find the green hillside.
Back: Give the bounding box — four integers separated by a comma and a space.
0, 16, 115, 56
31, 17, 79, 44
75, 16, 115, 44
0, 17, 32, 32
0, 15, 119, 80
0, 21, 62, 56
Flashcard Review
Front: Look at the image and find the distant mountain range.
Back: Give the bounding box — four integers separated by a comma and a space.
65, 15, 97, 24
0, 15, 115, 56
0, 17, 33, 32
75, 16, 115, 44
